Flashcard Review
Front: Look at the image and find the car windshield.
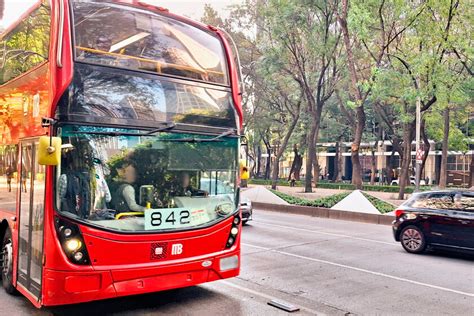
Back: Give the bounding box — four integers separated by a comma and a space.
72, 0, 228, 85
55, 125, 239, 232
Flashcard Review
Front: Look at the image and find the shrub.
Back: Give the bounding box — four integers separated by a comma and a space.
270, 189, 350, 208
249, 179, 433, 193
270, 189, 396, 214
361, 192, 395, 214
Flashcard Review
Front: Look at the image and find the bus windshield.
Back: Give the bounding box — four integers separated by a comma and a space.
55, 125, 239, 233
72, 1, 228, 85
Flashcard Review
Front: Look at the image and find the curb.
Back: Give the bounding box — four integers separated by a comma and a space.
253, 202, 395, 226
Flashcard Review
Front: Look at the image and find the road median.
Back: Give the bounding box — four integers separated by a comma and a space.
253, 202, 395, 225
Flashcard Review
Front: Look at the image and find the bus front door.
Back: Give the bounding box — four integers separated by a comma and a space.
17, 141, 45, 299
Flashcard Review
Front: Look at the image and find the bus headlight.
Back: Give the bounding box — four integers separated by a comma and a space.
65, 239, 82, 252
55, 217, 91, 265
63, 227, 73, 238
73, 252, 84, 261
226, 214, 240, 249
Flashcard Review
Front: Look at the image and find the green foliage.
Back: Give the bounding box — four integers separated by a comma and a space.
361, 193, 395, 214
1, 3, 50, 83
270, 189, 350, 208
200, 0, 473, 188
248, 179, 433, 193
270, 189, 395, 213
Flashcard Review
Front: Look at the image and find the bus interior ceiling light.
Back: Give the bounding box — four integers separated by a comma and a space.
109, 32, 150, 53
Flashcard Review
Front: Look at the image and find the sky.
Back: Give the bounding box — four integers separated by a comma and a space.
154, 0, 243, 20
0, 0, 243, 31
0, 0, 38, 30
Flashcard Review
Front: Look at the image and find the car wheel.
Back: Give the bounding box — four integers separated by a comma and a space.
242, 219, 249, 226
1, 228, 16, 294
400, 225, 426, 254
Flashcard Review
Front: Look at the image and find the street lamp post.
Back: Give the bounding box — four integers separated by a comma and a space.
415, 96, 422, 192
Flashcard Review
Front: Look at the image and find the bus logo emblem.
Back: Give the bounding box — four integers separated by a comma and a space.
171, 244, 183, 255
151, 242, 168, 260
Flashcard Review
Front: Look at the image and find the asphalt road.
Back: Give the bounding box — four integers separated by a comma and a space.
1, 210, 473, 315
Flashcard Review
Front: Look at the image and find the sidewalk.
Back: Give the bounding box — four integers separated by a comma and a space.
250, 184, 408, 206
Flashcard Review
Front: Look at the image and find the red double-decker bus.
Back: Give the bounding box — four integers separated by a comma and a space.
0, 0, 243, 307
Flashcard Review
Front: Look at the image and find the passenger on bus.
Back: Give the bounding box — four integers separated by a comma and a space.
58, 151, 92, 219
111, 162, 146, 213
174, 172, 207, 197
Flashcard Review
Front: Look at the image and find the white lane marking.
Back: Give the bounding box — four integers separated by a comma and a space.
218, 280, 324, 315
242, 243, 474, 298
255, 220, 397, 246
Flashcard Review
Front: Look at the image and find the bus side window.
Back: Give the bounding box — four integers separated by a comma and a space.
0, 3, 51, 85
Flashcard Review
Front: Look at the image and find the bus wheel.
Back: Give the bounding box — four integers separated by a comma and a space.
1, 228, 16, 294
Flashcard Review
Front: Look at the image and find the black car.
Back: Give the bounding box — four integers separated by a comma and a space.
393, 190, 474, 254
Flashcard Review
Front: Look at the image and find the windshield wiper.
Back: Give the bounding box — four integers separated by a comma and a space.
144, 122, 176, 135
71, 122, 176, 137
162, 129, 237, 143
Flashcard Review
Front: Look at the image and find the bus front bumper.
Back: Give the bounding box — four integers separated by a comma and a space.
41, 252, 240, 306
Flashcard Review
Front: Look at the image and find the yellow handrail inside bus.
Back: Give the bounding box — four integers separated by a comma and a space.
115, 211, 144, 220
75, 46, 225, 77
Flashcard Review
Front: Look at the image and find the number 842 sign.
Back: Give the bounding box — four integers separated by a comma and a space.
144, 208, 205, 230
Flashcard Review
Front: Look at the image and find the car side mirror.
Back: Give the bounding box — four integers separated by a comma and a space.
38, 136, 62, 166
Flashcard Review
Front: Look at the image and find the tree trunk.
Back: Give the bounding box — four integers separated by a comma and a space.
313, 153, 320, 188
304, 105, 323, 192
304, 121, 317, 193
338, 0, 366, 190
333, 139, 343, 182
271, 116, 300, 190
288, 144, 303, 181
265, 147, 271, 180
351, 106, 366, 189
294, 153, 303, 180
439, 108, 450, 188
256, 145, 262, 178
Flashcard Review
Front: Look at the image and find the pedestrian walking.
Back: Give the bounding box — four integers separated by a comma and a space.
289, 174, 296, 187
5, 165, 14, 192
21, 167, 28, 193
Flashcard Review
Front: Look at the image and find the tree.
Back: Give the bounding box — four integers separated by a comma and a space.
369, 0, 471, 198
259, 0, 341, 192
337, 0, 426, 190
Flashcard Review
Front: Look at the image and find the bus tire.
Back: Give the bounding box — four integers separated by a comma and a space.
1, 228, 16, 295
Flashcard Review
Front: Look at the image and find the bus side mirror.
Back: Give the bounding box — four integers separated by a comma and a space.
240, 135, 248, 147
38, 136, 62, 166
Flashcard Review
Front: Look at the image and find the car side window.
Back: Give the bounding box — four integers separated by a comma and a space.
459, 195, 474, 212
412, 193, 454, 210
